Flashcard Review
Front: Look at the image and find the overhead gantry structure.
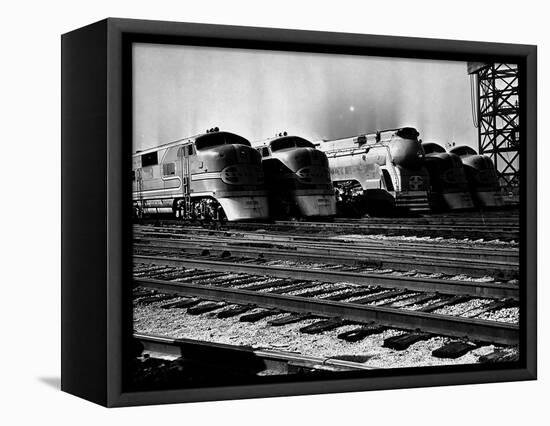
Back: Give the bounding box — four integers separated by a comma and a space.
468, 62, 520, 193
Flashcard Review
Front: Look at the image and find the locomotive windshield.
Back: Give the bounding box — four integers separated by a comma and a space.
395, 127, 420, 140
270, 136, 315, 152
195, 132, 251, 150
422, 142, 446, 154
451, 146, 477, 156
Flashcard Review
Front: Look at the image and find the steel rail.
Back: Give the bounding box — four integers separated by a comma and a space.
135, 220, 519, 236
133, 236, 517, 267
133, 239, 518, 279
133, 231, 519, 263
133, 255, 519, 300
274, 220, 519, 232
133, 226, 519, 262
224, 222, 520, 240
135, 333, 376, 372
334, 217, 520, 225
134, 278, 519, 345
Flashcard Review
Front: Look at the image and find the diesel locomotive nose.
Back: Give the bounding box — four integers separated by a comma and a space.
449, 145, 504, 208
389, 137, 424, 169
258, 135, 336, 218
284, 147, 328, 171
422, 142, 474, 211
202, 143, 262, 168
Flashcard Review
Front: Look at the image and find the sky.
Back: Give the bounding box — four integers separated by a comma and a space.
133, 43, 477, 153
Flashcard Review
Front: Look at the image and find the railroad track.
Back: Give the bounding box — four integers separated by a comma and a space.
135, 209, 520, 240
133, 254, 519, 299
133, 256, 519, 346
134, 224, 518, 254
335, 212, 519, 226
133, 225, 519, 279
266, 221, 519, 241
136, 219, 518, 241
333, 218, 519, 229
135, 333, 375, 373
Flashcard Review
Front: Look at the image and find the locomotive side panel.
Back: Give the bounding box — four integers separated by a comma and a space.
320, 128, 431, 214
132, 131, 270, 221
132, 147, 176, 214
327, 148, 388, 191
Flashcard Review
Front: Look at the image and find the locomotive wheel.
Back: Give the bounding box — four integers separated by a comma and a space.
217, 208, 228, 223
288, 203, 302, 221
133, 204, 144, 219
172, 198, 228, 223
198, 198, 228, 224
173, 199, 185, 220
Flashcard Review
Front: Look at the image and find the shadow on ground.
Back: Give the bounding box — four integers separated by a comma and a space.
38, 377, 60, 390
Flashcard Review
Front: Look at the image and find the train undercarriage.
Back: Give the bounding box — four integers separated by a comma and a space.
333, 180, 429, 217
134, 192, 270, 222
133, 197, 227, 223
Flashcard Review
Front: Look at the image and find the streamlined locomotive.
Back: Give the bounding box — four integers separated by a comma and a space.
254, 133, 336, 218
317, 127, 431, 215
132, 129, 269, 221
422, 142, 474, 211
449, 146, 504, 208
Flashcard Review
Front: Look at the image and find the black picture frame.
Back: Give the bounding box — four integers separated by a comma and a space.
61, 17, 537, 407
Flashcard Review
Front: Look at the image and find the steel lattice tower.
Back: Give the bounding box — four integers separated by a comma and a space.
468, 63, 520, 192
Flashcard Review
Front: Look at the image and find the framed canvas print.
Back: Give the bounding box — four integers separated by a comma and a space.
61, 18, 536, 407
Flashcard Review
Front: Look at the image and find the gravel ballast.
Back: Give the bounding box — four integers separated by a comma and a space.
134, 302, 516, 369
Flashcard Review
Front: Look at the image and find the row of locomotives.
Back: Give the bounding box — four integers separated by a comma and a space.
132, 129, 270, 222
421, 142, 475, 211
254, 133, 337, 219
449, 146, 505, 208
317, 127, 431, 216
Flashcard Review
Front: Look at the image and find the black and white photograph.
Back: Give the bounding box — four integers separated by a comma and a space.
4, 0, 545, 421
129, 42, 522, 390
